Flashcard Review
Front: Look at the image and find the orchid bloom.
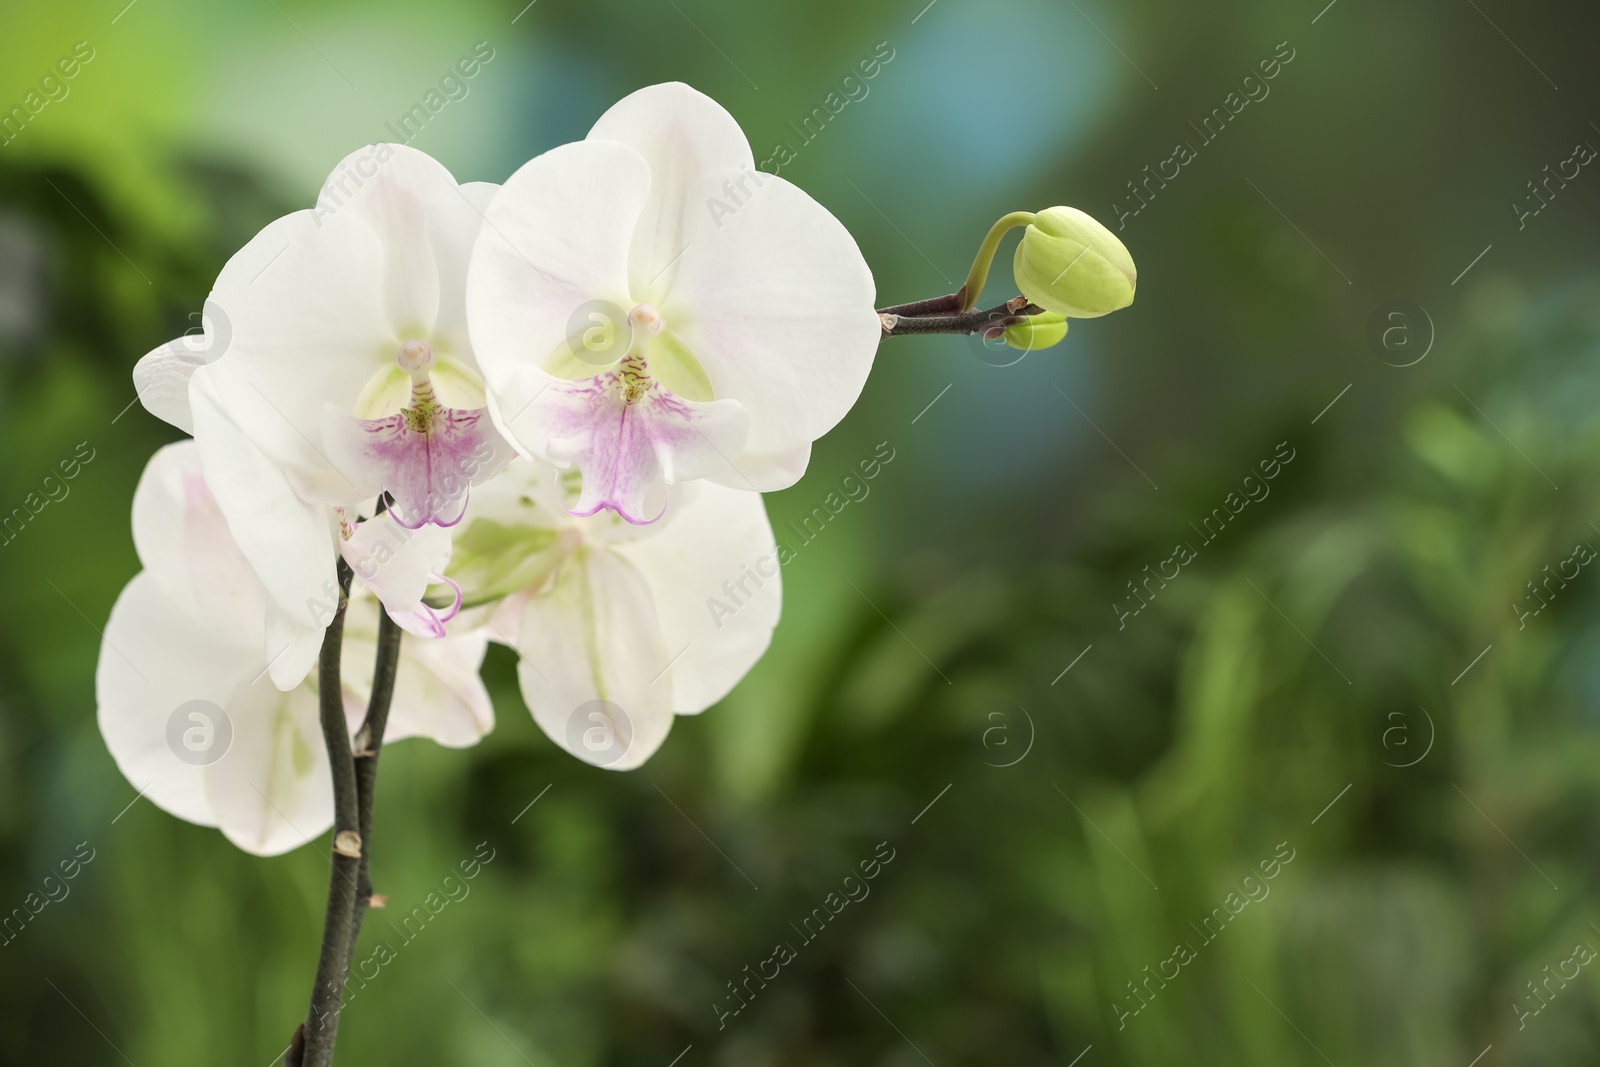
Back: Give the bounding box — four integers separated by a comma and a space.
132, 144, 511, 660
467, 82, 880, 524
96, 442, 493, 855
449, 457, 781, 769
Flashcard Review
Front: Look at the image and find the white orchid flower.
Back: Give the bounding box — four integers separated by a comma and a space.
451, 457, 780, 769
132, 143, 511, 653
467, 82, 880, 524
96, 442, 493, 856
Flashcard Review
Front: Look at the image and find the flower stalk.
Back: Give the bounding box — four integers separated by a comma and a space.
289, 561, 405, 1067
957, 210, 1035, 312
292, 558, 359, 1067
347, 609, 403, 964
878, 296, 1042, 338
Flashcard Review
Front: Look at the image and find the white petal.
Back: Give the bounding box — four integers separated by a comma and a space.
131, 441, 266, 630
264, 601, 324, 690
613, 481, 781, 712
587, 82, 755, 300
515, 550, 675, 770
132, 340, 200, 433
315, 144, 459, 338
705, 440, 812, 494
467, 139, 649, 404
95, 571, 258, 831
205, 679, 335, 856
664, 173, 879, 470
201, 206, 392, 484
191, 374, 340, 646
429, 180, 500, 360
342, 511, 451, 615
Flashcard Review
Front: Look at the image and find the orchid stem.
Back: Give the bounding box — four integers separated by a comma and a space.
877, 296, 1041, 338
347, 611, 403, 966
293, 558, 359, 1067
958, 210, 1034, 312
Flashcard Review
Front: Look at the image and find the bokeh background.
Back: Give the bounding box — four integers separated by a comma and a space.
4, 0, 1600, 1063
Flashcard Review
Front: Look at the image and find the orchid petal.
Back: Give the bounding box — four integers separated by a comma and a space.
468, 139, 650, 406
611, 481, 781, 712
132, 338, 202, 433
264, 601, 324, 691
523, 366, 749, 525
664, 173, 879, 475
587, 82, 755, 301
317, 144, 457, 339
515, 549, 675, 770
341, 510, 450, 610
95, 571, 248, 830
199, 145, 492, 502
190, 374, 339, 648
131, 441, 265, 630
705, 440, 813, 495
200, 205, 391, 483
204, 678, 334, 856
321, 401, 511, 529
428, 180, 500, 356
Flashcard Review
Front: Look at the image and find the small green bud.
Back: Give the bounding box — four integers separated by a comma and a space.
1012, 207, 1136, 318
1002, 313, 1068, 351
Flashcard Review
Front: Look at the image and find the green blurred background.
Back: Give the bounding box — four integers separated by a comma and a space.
3, 0, 1600, 1063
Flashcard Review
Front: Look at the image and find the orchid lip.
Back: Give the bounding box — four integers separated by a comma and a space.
325, 341, 507, 529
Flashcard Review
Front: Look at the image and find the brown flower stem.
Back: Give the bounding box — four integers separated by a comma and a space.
291, 559, 360, 1067
346, 610, 403, 965
877, 295, 1041, 338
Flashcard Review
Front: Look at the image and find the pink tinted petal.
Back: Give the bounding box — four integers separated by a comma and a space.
383, 575, 459, 638
387, 604, 448, 639
433, 573, 463, 623
339, 511, 450, 626
324, 403, 510, 529
531, 369, 748, 525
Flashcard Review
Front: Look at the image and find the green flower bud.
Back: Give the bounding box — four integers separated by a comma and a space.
1002, 312, 1068, 351
1012, 207, 1136, 318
